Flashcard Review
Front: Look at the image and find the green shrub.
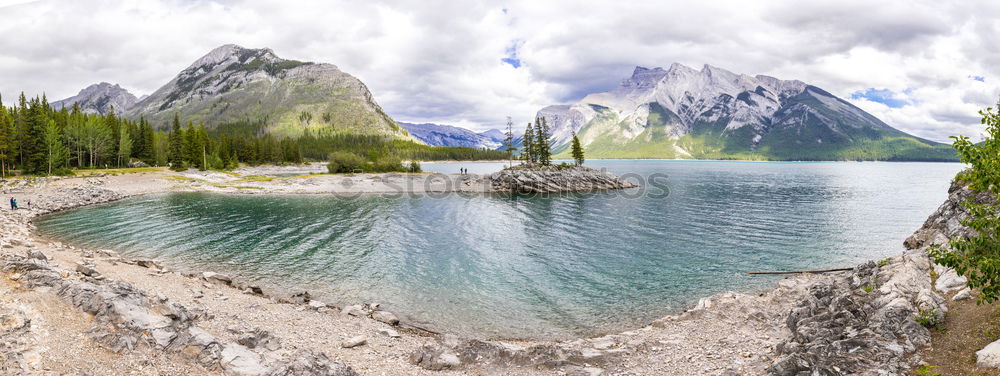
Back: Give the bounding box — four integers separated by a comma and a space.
327, 152, 366, 173
929, 106, 1000, 303
915, 309, 940, 327
408, 161, 421, 173
914, 365, 941, 376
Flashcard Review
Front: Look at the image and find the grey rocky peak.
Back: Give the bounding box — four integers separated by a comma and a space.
51, 82, 139, 115
125, 44, 404, 138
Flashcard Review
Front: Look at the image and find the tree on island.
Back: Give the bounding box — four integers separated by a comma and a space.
522, 121, 536, 164
503, 116, 518, 168
930, 104, 1000, 303
570, 130, 584, 166
535, 117, 552, 166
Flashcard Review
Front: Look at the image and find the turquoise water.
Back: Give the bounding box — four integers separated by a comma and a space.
35, 161, 963, 339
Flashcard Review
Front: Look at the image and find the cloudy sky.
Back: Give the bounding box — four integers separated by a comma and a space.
0, 0, 997, 142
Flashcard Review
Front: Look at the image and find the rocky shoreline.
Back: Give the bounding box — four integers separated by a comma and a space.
487, 166, 637, 193
0, 170, 975, 375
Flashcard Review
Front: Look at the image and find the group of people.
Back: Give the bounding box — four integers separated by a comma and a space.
8, 197, 28, 210
459, 167, 469, 175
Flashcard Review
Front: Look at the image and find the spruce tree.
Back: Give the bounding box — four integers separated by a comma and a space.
523, 122, 535, 164
183, 122, 200, 168
168, 114, 184, 169
25, 97, 49, 174
534, 117, 552, 166
570, 130, 585, 166
0, 96, 11, 178
43, 119, 68, 175
503, 116, 518, 168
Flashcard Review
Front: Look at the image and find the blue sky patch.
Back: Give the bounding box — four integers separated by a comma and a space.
502, 39, 523, 68
850, 88, 909, 108
971, 75, 986, 82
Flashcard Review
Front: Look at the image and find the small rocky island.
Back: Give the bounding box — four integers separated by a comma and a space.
487, 165, 637, 193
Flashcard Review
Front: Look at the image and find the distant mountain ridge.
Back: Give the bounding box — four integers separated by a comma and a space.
119, 44, 405, 138
538, 63, 956, 161
50, 82, 138, 115
399, 122, 506, 149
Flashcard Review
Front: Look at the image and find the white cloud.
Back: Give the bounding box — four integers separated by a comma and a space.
0, 0, 997, 141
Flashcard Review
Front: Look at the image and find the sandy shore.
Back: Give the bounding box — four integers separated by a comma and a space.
0, 169, 946, 375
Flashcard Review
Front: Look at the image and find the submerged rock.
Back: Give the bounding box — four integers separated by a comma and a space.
371, 310, 399, 326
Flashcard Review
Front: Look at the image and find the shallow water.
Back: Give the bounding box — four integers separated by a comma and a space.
36, 160, 963, 339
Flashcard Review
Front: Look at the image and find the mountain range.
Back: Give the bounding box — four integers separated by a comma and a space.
398, 122, 506, 149
537, 64, 955, 161
51, 45, 956, 161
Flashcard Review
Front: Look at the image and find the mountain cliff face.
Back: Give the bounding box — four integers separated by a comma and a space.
125, 44, 405, 137
399, 122, 505, 149
539, 64, 956, 161
51, 82, 138, 115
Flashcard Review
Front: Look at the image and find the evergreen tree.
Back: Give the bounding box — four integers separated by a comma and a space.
534, 117, 552, 166
183, 122, 201, 168
139, 119, 155, 163
522, 121, 535, 164
503, 116, 518, 168
168, 114, 184, 169
43, 119, 68, 175
570, 130, 585, 166
0, 96, 11, 178
24, 97, 49, 174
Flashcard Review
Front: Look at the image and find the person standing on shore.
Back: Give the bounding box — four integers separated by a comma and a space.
8, 197, 13, 210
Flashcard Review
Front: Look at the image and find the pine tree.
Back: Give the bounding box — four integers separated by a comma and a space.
183, 122, 201, 168
140, 119, 155, 164
0, 95, 12, 179
168, 114, 184, 169
570, 130, 585, 166
522, 122, 535, 164
503, 116, 518, 168
24, 97, 49, 174
43, 119, 68, 175
534, 117, 552, 166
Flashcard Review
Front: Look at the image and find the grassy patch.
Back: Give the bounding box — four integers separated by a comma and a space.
74, 167, 166, 176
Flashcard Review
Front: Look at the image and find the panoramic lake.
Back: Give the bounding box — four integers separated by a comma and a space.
36, 160, 964, 339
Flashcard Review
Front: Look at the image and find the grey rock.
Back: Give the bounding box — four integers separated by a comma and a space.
767, 252, 940, 375
488, 166, 636, 193
953, 288, 973, 301
978, 340, 1000, 368
341, 335, 366, 349
25, 249, 47, 261
202, 271, 233, 285
377, 328, 401, 338
265, 350, 359, 376
371, 310, 399, 325
221, 343, 266, 376
75, 262, 100, 277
